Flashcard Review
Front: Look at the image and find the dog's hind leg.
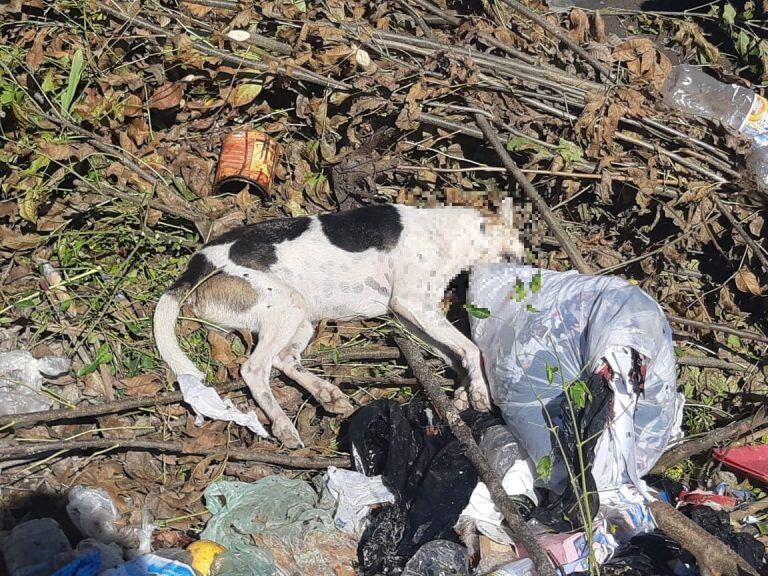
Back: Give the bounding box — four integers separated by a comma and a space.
273, 320, 353, 416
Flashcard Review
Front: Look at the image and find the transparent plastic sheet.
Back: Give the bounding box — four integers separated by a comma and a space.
200, 477, 357, 576
0, 351, 70, 416
325, 466, 395, 536
468, 265, 684, 499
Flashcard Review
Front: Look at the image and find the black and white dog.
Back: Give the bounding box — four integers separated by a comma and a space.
154, 202, 523, 447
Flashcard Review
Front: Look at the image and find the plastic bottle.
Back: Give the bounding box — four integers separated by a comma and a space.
662, 65, 768, 193
3, 518, 73, 576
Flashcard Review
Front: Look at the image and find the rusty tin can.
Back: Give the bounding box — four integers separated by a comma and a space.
213, 130, 280, 196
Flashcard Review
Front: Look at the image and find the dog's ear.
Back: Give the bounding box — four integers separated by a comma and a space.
500, 197, 514, 225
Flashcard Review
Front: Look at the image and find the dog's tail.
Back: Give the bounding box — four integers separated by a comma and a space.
500, 197, 525, 258
153, 292, 205, 380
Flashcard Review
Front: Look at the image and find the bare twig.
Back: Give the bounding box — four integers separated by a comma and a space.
499, 0, 614, 81
652, 406, 768, 473
0, 347, 401, 430
396, 336, 555, 576
668, 315, 768, 345
0, 439, 349, 469
100, 3, 351, 91
677, 355, 753, 372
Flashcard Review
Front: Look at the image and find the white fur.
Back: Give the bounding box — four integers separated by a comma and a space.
155, 204, 523, 447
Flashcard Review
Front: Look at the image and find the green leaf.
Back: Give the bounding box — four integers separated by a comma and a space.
536, 455, 553, 480
556, 138, 583, 163
60, 48, 84, 115
727, 334, 741, 349
525, 304, 538, 313
513, 278, 526, 301
41, 69, 56, 93
530, 271, 542, 294
545, 364, 559, 385
674, 346, 685, 359
506, 136, 546, 155
722, 3, 737, 25
736, 30, 751, 57
77, 343, 112, 377
230, 82, 262, 107
568, 379, 590, 409
464, 303, 491, 319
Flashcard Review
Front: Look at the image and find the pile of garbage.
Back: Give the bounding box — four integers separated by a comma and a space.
4, 268, 768, 576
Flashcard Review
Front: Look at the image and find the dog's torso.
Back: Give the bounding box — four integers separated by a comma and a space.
180, 204, 489, 323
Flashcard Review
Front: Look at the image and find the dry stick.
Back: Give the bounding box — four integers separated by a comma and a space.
651, 406, 768, 473
649, 500, 759, 576
473, 112, 593, 274
395, 337, 555, 576
499, 0, 614, 81
676, 355, 752, 372
0, 347, 401, 430
668, 315, 768, 345
0, 439, 348, 469
712, 195, 768, 273
99, 4, 351, 91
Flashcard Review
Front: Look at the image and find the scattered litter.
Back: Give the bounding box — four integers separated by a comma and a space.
677, 488, 738, 511
3, 517, 74, 576
345, 399, 499, 576
714, 445, 768, 483
0, 350, 70, 415
187, 540, 226, 576
51, 552, 101, 576
468, 265, 684, 531
67, 485, 153, 558
100, 554, 195, 576
199, 476, 357, 576
663, 64, 768, 193
213, 130, 280, 197
177, 373, 269, 439
484, 557, 534, 576
401, 540, 470, 576
325, 466, 395, 535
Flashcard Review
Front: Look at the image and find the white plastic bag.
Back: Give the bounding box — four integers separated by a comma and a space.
467, 265, 684, 496
0, 351, 70, 415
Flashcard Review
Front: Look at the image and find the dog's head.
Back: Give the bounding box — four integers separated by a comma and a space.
474, 197, 525, 264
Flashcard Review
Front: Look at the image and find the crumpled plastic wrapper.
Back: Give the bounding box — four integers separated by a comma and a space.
0, 350, 70, 416
178, 374, 268, 438
201, 476, 358, 576
67, 485, 154, 560
326, 466, 395, 535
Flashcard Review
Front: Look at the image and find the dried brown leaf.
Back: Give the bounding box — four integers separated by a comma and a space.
594, 11, 607, 43
120, 374, 164, 396
735, 269, 762, 295
208, 331, 236, 365
0, 226, 41, 250
149, 82, 183, 111
26, 30, 48, 71
569, 9, 590, 44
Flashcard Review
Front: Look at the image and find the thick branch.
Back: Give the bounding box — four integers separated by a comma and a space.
395, 336, 555, 576
0, 439, 348, 469
652, 406, 768, 473
649, 500, 759, 576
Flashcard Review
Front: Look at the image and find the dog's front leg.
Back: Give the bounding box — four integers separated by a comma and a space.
391, 296, 491, 411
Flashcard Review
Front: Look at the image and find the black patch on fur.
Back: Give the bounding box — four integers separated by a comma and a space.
208, 217, 311, 270
318, 205, 402, 253
170, 253, 215, 294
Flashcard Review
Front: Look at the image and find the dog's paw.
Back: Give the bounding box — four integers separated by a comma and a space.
273, 420, 303, 449
316, 386, 354, 416
469, 381, 492, 412
453, 387, 471, 412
